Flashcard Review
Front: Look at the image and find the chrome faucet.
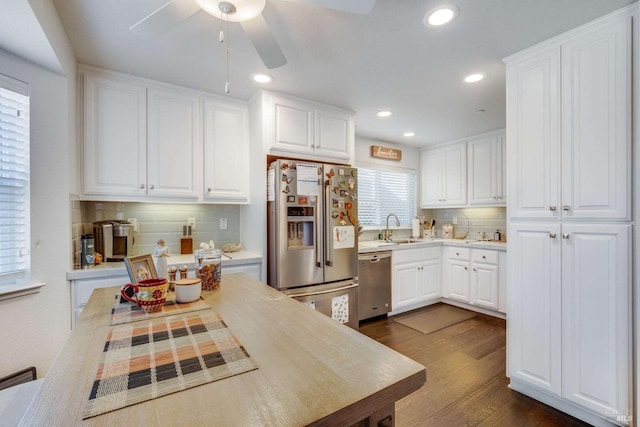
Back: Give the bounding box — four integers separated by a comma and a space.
384, 213, 400, 241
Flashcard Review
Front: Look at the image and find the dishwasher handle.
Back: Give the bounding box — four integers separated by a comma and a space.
359, 252, 392, 262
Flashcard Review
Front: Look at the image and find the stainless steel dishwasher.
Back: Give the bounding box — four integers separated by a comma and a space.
358, 251, 392, 321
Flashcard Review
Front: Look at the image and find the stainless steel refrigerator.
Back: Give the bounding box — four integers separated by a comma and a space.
267, 159, 359, 329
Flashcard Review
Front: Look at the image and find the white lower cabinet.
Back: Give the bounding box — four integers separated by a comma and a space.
508, 222, 630, 423
392, 247, 441, 312
470, 249, 499, 310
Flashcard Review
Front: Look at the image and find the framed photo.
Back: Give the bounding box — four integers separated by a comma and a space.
124, 254, 157, 283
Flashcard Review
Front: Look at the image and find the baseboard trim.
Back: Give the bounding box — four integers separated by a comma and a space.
509, 379, 628, 427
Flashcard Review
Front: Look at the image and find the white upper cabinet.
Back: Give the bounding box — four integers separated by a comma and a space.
506, 14, 631, 221
81, 67, 251, 203
147, 87, 200, 199
560, 19, 631, 220
468, 131, 505, 206
420, 142, 466, 208
203, 98, 250, 203
506, 46, 561, 219
267, 92, 354, 163
83, 73, 147, 196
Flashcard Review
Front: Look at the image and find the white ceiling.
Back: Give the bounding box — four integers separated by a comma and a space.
51, 0, 635, 146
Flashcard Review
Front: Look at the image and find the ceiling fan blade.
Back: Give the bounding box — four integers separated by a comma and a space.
240, 14, 287, 69
279, 0, 376, 15
130, 0, 201, 37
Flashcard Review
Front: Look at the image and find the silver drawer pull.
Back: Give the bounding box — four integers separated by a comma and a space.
549, 206, 557, 211
549, 233, 557, 238
562, 233, 570, 239
139, 184, 145, 189
562, 205, 570, 211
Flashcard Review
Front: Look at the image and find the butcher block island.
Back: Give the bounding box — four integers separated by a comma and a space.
21, 273, 425, 426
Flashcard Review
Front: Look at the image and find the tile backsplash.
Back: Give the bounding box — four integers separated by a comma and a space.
72, 201, 241, 268
421, 207, 506, 240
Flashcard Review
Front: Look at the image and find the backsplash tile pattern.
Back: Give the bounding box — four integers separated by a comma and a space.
75, 202, 241, 268
421, 207, 506, 240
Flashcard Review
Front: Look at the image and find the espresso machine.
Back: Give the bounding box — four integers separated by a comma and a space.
93, 220, 134, 262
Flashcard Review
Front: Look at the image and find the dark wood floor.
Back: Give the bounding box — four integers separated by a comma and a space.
359, 304, 590, 427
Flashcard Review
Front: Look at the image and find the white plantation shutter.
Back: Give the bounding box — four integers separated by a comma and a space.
0, 74, 29, 278
358, 167, 416, 226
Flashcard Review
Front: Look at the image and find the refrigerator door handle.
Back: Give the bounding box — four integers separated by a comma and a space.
315, 175, 323, 268
325, 179, 333, 267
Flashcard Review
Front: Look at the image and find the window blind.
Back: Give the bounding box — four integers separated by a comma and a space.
0, 74, 30, 277
357, 167, 416, 227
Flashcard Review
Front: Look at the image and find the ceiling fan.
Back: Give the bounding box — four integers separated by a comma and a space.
130, 0, 377, 69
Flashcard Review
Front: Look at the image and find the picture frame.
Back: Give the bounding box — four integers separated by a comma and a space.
124, 254, 158, 283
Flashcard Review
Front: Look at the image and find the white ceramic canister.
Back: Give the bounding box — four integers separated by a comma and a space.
174, 278, 202, 303
442, 223, 454, 239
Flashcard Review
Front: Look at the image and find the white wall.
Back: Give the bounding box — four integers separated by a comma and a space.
354, 136, 420, 171
0, 1, 76, 378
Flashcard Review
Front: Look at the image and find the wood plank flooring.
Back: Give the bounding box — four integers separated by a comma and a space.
358, 304, 590, 427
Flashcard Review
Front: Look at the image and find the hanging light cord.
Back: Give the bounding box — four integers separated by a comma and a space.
224, 11, 230, 93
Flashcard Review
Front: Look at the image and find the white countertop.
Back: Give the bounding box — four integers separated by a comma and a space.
67, 251, 262, 281
358, 238, 506, 253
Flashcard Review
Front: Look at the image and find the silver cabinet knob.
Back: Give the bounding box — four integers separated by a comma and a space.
149, 184, 155, 190
464, 266, 468, 270
562, 205, 570, 211
549, 233, 557, 238
473, 268, 476, 271
549, 206, 557, 211
207, 188, 212, 192
456, 252, 460, 256
562, 233, 570, 239
139, 184, 145, 189
482, 255, 486, 259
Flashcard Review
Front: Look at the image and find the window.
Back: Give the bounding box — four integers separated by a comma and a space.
357, 166, 416, 227
0, 73, 30, 285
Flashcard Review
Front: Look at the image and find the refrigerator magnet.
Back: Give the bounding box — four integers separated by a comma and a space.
345, 202, 352, 209
298, 196, 308, 205
338, 168, 345, 175
338, 200, 345, 208
287, 195, 295, 203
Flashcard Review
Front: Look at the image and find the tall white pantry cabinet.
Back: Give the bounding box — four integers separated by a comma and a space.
504, 5, 636, 426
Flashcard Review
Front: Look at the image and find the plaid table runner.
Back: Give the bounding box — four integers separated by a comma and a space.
110, 293, 211, 325
83, 312, 258, 419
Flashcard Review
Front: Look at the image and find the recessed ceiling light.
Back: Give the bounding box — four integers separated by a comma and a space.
251, 73, 273, 83
424, 5, 459, 27
377, 110, 392, 118
464, 72, 487, 83
403, 132, 415, 137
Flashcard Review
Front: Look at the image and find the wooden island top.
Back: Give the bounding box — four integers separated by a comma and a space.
21, 273, 425, 426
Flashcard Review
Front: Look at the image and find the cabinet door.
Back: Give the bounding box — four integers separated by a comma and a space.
470, 262, 499, 310
561, 223, 630, 418
507, 222, 561, 396
393, 264, 420, 310
418, 259, 441, 301
442, 143, 467, 206
419, 148, 443, 207
147, 87, 200, 198
506, 46, 561, 219
83, 74, 146, 196
561, 17, 631, 220
272, 96, 313, 154
203, 99, 250, 203
468, 135, 500, 205
446, 259, 470, 303
314, 108, 352, 160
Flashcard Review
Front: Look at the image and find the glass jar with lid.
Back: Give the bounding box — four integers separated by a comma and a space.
194, 248, 222, 290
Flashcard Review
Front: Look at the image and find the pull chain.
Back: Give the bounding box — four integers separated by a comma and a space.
224, 11, 230, 93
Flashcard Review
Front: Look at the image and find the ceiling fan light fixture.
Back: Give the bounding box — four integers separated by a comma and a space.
403, 132, 415, 137
195, 0, 266, 22
377, 110, 392, 118
424, 5, 459, 27
252, 73, 273, 83
464, 72, 487, 83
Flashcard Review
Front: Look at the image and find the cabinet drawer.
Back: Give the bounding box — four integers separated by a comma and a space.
73, 274, 130, 307
393, 247, 441, 265
471, 249, 498, 264
447, 247, 470, 261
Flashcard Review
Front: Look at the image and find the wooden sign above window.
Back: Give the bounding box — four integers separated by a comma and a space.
370, 145, 402, 161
